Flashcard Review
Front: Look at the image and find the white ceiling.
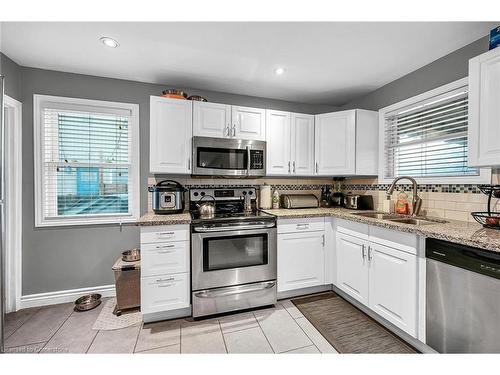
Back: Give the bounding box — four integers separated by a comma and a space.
0, 22, 496, 105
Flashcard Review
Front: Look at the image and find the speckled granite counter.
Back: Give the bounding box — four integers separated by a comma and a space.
261, 208, 500, 253
136, 212, 191, 226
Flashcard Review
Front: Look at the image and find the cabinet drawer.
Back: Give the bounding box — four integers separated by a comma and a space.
278, 217, 324, 234
141, 241, 190, 277
140, 225, 190, 244
141, 273, 190, 314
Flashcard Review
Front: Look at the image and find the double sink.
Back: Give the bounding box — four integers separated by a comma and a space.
353, 212, 448, 226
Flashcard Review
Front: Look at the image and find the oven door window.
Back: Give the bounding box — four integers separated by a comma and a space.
203, 233, 268, 271
197, 147, 247, 170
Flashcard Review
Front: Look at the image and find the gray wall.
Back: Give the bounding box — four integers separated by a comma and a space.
342, 36, 490, 110
19, 66, 338, 295
0, 53, 22, 101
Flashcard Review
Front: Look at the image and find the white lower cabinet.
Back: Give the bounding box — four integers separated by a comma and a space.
140, 225, 190, 321
335, 225, 418, 337
336, 232, 369, 306
278, 231, 325, 292
368, 242, 417, 335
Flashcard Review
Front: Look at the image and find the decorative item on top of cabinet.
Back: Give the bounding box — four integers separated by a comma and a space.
265, 110, 314, 176
468, 47, 500, 167
314, 109, 378, 176
150, 96, 192, 174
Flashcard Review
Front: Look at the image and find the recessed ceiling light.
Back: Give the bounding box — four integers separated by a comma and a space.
274, 67, 285, 75
100, 37, 119, 48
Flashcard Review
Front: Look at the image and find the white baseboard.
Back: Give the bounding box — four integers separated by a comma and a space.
19, 284, 116, 310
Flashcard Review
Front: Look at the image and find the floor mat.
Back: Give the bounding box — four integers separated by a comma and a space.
92, 298, 142, 331
292, 292, 418, 354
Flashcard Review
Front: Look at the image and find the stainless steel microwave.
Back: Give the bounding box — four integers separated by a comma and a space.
192, 136, 266, 177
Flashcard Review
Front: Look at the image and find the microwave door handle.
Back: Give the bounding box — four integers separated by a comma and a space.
246, 146, 251, 176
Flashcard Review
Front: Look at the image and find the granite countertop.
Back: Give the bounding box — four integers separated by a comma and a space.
136, 211, 192, 226
261, 207, 500, 253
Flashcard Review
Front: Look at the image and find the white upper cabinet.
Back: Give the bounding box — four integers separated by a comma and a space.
291, 113, 315, 175
314, 109, 378, 176
150, 96, 193, 174
468, 47, 500, 167
266, 111, 315, 176
193, 101, 232, 138
232, 106, 266, 141
315, 110, 356, 175
266, 110, 292, 175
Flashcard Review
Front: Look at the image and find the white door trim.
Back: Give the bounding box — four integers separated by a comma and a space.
4, 95, 22, 313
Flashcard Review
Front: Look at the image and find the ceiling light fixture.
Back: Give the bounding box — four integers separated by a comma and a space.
274, 67, 285, 75
100, 36, 119, 48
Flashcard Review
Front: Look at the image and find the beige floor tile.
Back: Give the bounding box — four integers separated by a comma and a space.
254, 308, 312, 353
280, 300, 304, 319
224, 327, 273, 354
283, 345, 320, 354
87, 325, 141, 353
295, 317, 338, 353
180, 320, 226, 353
40, 306, 103, 353
4, 307, 41, 339
5, 302, 74, 348
135, 320, 181, 353
136, 344, 180, 354
219, 312, 259, 334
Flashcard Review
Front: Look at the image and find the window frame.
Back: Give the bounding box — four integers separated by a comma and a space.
378, 78, 491, 185
34, 94, 140, 227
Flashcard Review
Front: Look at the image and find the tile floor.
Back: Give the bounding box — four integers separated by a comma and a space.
4, 298, 338, 354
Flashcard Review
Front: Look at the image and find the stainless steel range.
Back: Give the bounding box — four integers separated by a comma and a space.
190, 187, 277, 318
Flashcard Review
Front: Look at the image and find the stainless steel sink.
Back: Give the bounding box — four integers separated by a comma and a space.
353, 212, 447, 225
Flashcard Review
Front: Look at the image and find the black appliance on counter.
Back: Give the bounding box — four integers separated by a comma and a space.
148, 180, 186, 214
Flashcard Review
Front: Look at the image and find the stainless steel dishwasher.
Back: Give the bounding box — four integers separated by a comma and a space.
426, 238, 500, 353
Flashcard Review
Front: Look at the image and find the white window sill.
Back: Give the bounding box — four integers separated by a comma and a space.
35, 216, 138, 228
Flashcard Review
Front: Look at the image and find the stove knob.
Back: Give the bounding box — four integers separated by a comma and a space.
248, 191, 253, 195
200, 191, 205, 196
242, 191, 247, 195
193, 192, 199, 197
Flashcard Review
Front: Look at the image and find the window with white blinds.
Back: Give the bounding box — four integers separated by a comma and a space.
382, 83, 479, 181
34, 95, 140, 227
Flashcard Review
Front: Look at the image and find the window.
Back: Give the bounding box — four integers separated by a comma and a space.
379, 78, 491, 184
34, 95, 140, 227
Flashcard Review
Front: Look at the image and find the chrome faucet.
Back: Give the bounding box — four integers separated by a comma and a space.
386, 176, 422, 216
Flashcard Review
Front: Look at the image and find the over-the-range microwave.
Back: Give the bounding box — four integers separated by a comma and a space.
192, 136, 266, 177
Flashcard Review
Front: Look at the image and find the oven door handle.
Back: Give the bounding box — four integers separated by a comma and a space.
193, 222, 275, 232
246, 145, 251, 176
194, 281, 276, 299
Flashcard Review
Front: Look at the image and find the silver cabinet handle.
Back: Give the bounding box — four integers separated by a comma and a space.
156, 232, 174, 238
288, 161, 291, 173
188, 157, 191, 171
225, 125, 230, 137
362, 244, 366, 259
232, 124, 236, 137
315, 162, 319, 173
368, 246, 373, 261
155, 244, 175, 249
156, 277, 175, 283
296, 223, 309, 230
293, 161, 296, 173
157, 250, 175, 254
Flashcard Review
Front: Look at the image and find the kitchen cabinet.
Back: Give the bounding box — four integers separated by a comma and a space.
278, 230, 325, 293
140, 224, 191, 322
336, 232, 369, 305
314, 109, 377, 176
368, 242, 417, 335
149, 96, 192, 174
232, 105, 266, 141
468, 47, 500, 167
193, 101, 232, 138
335, 221, 418, 336
266, 111, 314, 176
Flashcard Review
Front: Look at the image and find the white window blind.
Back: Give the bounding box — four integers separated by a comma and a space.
35, 95, 139, 226
383, 86, 479, 179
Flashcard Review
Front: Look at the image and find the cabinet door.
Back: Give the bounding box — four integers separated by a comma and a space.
291, 113, 315, 175
278, 231, 325, 292
150, 96, 192, 174
468, 48, 500, 167
232, 106, 266, 141
336, 232, 369, 305
314, 110, 356, 175
193, 101, 231, 138
266, 110, 291, 175
141, 273, 190, 314
368, 243, 417, 336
